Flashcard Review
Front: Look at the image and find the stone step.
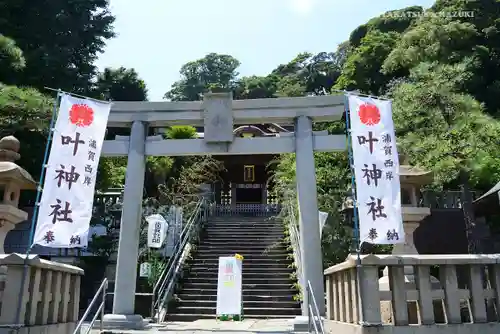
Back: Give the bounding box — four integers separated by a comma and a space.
163, 313, 296, 321
201, 238, 286, 245
207, 224, 283, 229
178, 299, 299, 309
195, 253, 289, 259
173, 306, 301, 316
196, 247, 287, 254
202, 234, 285, 241
186, 271, 291, 279
189, 266, 294, 273
177, 294, 296, 302
191, 257, 292, 265
201, 239, 285, 245
205, 229, 284, 235
208, 217, 279, 222
180, 288, 297, 297
184, 277, 292, 285
198, 243, 287, 250
183, 282, 296, 290
206, 222, 285, 230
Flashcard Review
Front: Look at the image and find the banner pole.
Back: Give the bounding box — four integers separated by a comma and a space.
344, 94, 366, 325
26, 89, 62, 247
43, 86, 107, 104
14, 90, 61, 328
333, 89, 391, 101
344, 94, 361, 258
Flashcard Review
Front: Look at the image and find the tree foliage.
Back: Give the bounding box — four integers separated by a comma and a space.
0, 34, 25, 76
0, 0, 115, 93
390, 62, 500, 188
383, 0, 500, 116
165, 53, 241, 101
93, 67, 148, 101
0, 84, 54, 180
335, 6, 422, 95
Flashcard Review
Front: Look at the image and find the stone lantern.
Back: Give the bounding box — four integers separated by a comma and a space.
0, 135, 36, 254
378, 151, 440, 324
391, 152, 433, 258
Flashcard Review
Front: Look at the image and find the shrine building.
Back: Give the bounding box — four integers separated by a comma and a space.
193, 123, 291, 212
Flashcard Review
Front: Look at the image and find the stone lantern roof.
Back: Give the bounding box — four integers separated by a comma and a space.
0, 135, 36, 190
398, 150, 433, 186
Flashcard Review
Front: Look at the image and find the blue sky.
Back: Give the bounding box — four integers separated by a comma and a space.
97, 0, 435, 101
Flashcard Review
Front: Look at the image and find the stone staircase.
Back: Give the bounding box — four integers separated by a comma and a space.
164, 216, 302, 321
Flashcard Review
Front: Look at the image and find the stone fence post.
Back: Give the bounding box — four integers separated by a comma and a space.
0, 253, 83, 332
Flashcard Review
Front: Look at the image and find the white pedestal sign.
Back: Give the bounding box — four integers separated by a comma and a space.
139, 262, 151, 278
216, 256, 242, 316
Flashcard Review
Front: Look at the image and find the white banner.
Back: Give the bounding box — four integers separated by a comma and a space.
216, 256, 242, 316
146, 214, 168, 248
33, 94, 111, 248
348, 95, 404, 245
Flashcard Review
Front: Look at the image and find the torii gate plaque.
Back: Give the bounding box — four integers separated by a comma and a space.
100, 93, 345, 328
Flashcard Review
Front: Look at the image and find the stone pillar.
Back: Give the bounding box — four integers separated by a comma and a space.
104, 121, 146, 329
262, 184, 267, 204
294, 115, 325, 316
231, 182, 237, 209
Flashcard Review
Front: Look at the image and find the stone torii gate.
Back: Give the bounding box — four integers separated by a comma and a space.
100, 93, 345, 327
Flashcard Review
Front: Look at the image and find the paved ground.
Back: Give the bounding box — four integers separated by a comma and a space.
91, 318, 296, 333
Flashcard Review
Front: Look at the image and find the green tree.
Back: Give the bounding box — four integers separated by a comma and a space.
0, 34, 25, 77
234, 75, 278, 100
165, 53, 241, 101
272, 52, 342, 96
335, 6, 422, 95
94, 66, 149, 190
336, 31, 402, 95
0, 84, 54, 181
0, 0, 115, 93
93, 67, 148, 101
390, 62, 500, 253
383, 0, 500, 116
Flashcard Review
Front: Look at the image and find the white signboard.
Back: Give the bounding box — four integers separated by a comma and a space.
33, 94, 111, 248
348, 95, 404, 245
319, 211, 328, 238
216, 256, 242, 316
146, 214, 168, 248
139, 262, 151, 278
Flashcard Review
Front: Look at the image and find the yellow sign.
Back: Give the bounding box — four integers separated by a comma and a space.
241, 132, 254, 138
243, 165, 255, 182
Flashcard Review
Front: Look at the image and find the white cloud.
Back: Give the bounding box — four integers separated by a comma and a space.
289, 0, 317, 15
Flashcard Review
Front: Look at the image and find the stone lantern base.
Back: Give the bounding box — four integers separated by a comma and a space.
378, 207, 445, 324
378, 267, 444, 324
0, 204, 29, 281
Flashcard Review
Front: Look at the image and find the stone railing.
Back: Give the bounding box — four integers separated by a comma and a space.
324, 254, 500, 334
0, 253, 84, 334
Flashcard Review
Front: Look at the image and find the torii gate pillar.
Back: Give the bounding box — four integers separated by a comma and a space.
295, 115, 325, 316
103, 120, 147, 329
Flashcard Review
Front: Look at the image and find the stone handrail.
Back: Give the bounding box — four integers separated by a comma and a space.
324, 254, 500, 332
0, 253, 83, 327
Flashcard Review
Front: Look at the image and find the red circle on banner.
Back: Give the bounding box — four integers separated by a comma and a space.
358, 103, 380, 125
69, 104, 94, 127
